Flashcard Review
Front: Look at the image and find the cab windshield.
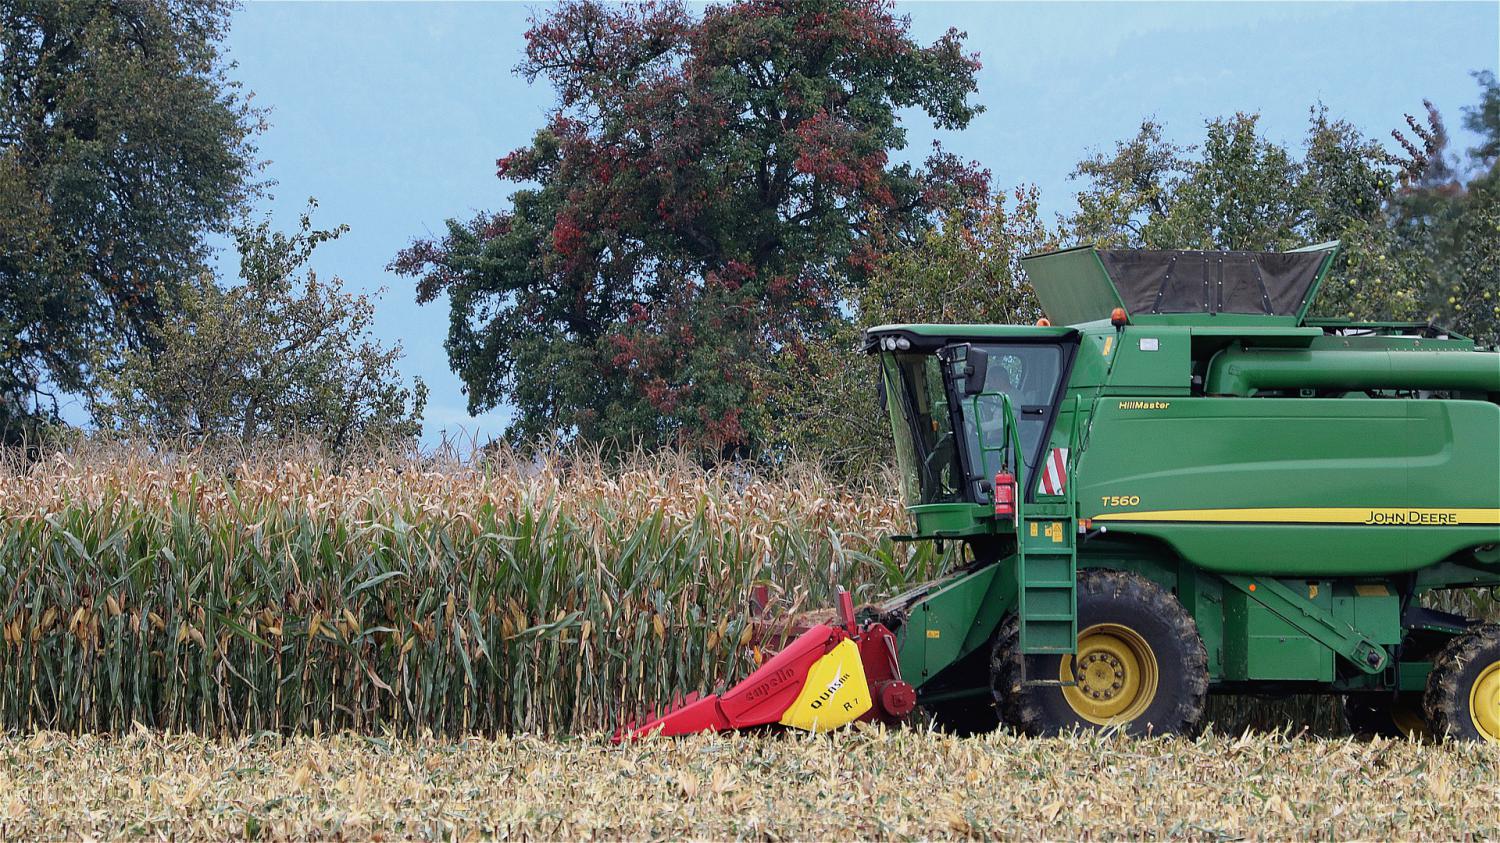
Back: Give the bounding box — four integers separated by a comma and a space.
882, 342, 1067, 507
882, 353, 966, 505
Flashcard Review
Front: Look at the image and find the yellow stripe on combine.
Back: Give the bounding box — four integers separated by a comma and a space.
1091, 508, 1500, 526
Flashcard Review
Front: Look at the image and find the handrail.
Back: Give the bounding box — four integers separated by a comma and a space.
1064, 394, 1082, 515
966, 391, 1026, 525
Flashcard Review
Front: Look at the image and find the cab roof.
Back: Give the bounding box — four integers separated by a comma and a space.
863, 323, 1077, 353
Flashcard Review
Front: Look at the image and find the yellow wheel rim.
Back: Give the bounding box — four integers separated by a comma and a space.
1470, 661, 1500, 743
1060, 623, 1159, 725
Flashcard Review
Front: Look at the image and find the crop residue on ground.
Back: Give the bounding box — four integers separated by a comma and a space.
1, 728, 1496, 840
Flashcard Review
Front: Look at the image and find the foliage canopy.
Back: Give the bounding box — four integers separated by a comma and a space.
94, 206, 426, 453
1387, 72, 1500, 344
393, 0, 988, 454
1064, 110, 1427, 322
0, 0, 261, 442
1062, 78, 1500, 343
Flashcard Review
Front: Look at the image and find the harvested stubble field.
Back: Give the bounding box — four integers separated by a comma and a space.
0, 728, 1496, 839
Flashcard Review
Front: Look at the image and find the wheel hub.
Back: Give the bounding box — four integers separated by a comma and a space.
1060, 623, 1160, 725
1077, 651, 1127, 701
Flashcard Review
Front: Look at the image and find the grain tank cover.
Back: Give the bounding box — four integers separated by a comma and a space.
1022, 242, 1337, 326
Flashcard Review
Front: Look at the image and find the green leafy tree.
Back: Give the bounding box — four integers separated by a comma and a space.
1426, 176, 1500, 345
1064, 110, 1426, 322
764, 186, 1054, 473
858, 185, 1052, 327
392, 0, 987, 456
1465, 70, 1500, 169
1390, 73, 1500, 344
0, 0, 261, 443
94, 206, 426, 453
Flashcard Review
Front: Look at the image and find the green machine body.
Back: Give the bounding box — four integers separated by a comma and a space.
864, 242, 1500, 740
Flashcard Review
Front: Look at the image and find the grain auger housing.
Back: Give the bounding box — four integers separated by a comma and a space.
625, 242, 1500, 743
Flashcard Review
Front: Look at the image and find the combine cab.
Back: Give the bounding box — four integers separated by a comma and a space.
623, 243, 1500, 743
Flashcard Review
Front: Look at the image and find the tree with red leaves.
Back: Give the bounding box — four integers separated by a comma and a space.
392, 0, 987, 454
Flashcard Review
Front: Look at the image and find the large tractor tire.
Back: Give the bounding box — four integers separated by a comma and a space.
991, 569, 1208, 737
1425, 624, 1500, 743
1341, 692, 1429, 740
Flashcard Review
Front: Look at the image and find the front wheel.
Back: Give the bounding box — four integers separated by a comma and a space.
991, 570, 1209, 737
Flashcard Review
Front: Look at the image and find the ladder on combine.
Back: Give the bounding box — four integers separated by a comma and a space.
1019, 395, 1082, 659
969, 395, 1079, 662
1018, 505, 1078, 656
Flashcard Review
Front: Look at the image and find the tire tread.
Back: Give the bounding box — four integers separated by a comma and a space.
1425, 623, 1500, 743
991, 569, 1208, 737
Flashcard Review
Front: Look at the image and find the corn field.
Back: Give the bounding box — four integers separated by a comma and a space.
0, 447, 949, 736
2, 445, 1494, 738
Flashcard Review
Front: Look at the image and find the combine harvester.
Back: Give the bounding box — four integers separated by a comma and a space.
620, 243, 1500, 743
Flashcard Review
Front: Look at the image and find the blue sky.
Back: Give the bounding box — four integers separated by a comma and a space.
215, 1, 1498, 447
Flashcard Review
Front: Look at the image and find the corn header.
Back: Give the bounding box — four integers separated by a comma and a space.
621, 243, 1500, 743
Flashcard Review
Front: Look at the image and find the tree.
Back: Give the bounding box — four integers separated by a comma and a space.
93, 206, 426, 453
857, 185, 1051, 328
1389, 72, 1500, 344
1462, 70, 1500, 172
1425, 175, 1500, 345
392, 0, 987, 455
0, 0, 261, 443
1064, 110, 1427, 322
764, 186, 1054, 473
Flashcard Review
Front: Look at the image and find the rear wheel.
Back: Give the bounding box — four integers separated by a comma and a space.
992, 570, 1208, 737
1425, 624, 1500, 743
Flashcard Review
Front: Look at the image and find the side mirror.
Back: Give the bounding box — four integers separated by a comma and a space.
962, 347, 989, 396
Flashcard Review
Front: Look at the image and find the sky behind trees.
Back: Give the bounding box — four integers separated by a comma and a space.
177, 1, 1498, 446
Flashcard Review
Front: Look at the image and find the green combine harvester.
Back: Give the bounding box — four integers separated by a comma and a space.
619, 243, 1500, 744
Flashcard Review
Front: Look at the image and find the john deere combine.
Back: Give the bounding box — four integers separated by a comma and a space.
620, 243, 1500, 743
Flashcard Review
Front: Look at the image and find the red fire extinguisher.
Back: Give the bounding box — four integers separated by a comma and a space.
993, 470, 1016, 521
